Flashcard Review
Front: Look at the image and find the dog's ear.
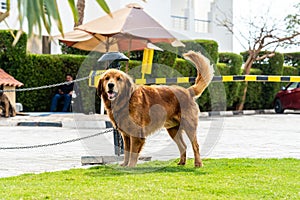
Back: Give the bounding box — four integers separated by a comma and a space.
97, 78, 103, 97
124, 76, 135, 98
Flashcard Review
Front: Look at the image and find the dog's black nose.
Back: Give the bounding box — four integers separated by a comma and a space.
108, 83, 114, 89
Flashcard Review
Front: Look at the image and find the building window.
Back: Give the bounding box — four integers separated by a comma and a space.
171, 15, 188, 31
194, 19, 210, 33
0, 0, 6, 10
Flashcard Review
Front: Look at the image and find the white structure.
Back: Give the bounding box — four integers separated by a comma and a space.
0, 0, 233, 53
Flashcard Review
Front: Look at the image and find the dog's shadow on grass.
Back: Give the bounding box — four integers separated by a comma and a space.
84, 159, 208, 177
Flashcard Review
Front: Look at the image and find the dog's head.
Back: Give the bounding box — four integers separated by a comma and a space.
97, 69, 134, 101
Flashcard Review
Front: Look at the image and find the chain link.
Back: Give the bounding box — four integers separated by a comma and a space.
0, 71, 104, 93
0, 128, 113, 150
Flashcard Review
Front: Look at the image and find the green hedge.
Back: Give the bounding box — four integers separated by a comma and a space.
218, 52, 243, 110
284, 52, 300, 67
15, 54, 87, 111
0, 30, 27, 75
282, 65, 298, 75
284, 52, 300, 75
179, 39, 219, 64
258, 52, 283, 108
243, 68, 264, 110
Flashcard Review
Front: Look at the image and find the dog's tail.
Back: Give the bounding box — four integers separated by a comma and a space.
183, 51, 214, 98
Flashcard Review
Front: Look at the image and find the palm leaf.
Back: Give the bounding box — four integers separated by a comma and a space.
43, 0, 64, 36
68, 0, 78, 26
95, 0, 111, 17
12, 0, 113, 44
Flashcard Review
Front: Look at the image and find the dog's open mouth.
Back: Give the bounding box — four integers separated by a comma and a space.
107, 90, 117, 100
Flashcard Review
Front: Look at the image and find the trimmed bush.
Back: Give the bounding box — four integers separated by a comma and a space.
218, 52, 243, 110
284, 52, 300, 67
179, 39, 219, 64
282, 65, 298, 76
243, 68, 264, 110
0, 30, 27, 75
14, 54, 86, 111
284, 52, 300, 75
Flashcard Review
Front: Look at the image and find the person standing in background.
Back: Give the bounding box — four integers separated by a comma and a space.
50, 74, 74, 112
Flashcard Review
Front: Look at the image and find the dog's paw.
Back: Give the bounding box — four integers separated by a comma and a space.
120, 162, 128, 167
127, 162, 138, 168
177, 161, 186, 166
194, 162, 203, 168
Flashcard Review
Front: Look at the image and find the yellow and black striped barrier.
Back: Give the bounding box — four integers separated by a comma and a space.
135, 75, 300, 85
88, 70, 300, 87
212, 75, 300, 83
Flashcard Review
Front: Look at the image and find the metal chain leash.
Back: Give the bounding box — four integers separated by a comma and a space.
0, 71, 104, 93
0, 128, 113, 150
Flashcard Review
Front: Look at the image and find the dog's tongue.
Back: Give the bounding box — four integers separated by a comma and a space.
108, 92, 114, 98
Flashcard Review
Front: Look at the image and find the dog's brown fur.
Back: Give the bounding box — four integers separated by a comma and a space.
97, 51, 214, 167
0, 92, 16, 118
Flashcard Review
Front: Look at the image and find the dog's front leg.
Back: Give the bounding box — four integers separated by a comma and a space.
4, 102, 9, 118
120, 133, 130, 167
127, 136, 145, 167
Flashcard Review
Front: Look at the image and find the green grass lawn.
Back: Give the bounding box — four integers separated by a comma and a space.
0, 158, 299, 199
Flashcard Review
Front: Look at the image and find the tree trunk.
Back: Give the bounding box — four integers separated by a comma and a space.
237, 81, 248, 111
75, 0, 85, 27
237, 54, 255, 111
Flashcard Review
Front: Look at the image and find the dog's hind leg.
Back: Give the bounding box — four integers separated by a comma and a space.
9, 102, 16, 117
184, 126, 203, 167
187, 132, 203, 167
167, 126, 187, 165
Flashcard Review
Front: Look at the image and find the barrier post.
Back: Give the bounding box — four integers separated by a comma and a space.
141, 48, 154, 79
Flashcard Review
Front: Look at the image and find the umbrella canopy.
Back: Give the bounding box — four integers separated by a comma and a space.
58, 3, 183, 52
58, 29, 162, 52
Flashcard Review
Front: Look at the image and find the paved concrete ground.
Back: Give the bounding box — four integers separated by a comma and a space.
0, 113, 299, 178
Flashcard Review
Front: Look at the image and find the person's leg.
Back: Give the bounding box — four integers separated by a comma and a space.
50, 94, 61, 112
62, 94, 72, 112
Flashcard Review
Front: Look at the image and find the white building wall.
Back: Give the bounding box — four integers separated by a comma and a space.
0, 0, 233, 53
208, 0, 233, 52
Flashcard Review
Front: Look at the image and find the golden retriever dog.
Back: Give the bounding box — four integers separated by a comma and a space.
0, 92, 16, 118
97, 51, 214, 167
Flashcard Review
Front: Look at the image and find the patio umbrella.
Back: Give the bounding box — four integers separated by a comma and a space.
57, 29, 163, 52
58, 3, 183, 53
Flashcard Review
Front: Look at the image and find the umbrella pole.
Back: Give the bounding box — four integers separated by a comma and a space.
125, 56, 129, 73
125, 37, 133, 73
99, 37, 110, 115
